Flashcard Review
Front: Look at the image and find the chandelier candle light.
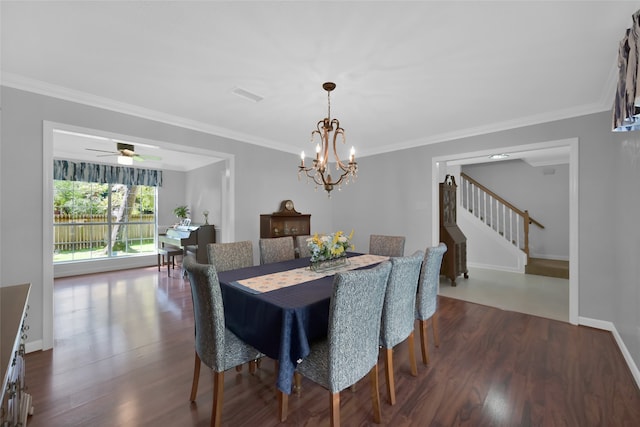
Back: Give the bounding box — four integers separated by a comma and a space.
298, 82, 358, 196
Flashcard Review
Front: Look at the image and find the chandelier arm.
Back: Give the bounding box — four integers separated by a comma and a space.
321, 128, 330, 170
311, 173, 326, 187
332, 127, 349, 170
300, 166, 327, 188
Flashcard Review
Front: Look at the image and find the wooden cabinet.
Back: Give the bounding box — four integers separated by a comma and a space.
260, 200, 311, 257
439, 175, 468, 286
1, 283, 32, 426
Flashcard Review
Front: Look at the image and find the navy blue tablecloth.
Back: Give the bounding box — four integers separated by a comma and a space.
217, 253, 362, 394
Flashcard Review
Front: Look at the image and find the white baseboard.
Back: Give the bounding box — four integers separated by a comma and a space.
467, 262, 525, 274
54, 254, 156, 278
25, 339, 43, 354
579, 316, 640, 390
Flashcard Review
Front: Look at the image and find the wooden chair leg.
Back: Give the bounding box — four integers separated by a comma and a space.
432, 312, 440, 347
235, 365, 243, 372
384, 347, 396, 405
294, 371, 302, 395
419, 319, 430, 365
407, 331, 418, 376
212, 371, 224, 427
330, 391, 341, 427
190, 352, 201, 401
278, 390, 289, 422
369, 364, 382, 424
249, 359, 257, 374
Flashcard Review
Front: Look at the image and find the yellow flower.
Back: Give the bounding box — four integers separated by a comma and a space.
312, 233, 322, 246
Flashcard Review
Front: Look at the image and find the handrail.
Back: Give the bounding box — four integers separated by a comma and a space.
460, 172, 544, 229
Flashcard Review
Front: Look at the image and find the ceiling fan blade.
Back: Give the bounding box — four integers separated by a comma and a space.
96, 153, 118, 157
86, 148, 118, 154
138, 154, 162, 161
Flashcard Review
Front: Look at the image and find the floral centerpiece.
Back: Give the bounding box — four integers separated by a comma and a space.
307, 230, 354, 272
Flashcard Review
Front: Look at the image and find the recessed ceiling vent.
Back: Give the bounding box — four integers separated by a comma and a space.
232, 87, 264, 103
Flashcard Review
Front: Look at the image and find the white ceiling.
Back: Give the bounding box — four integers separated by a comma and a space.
51, 128, 222, 172
2, 1, 638, 169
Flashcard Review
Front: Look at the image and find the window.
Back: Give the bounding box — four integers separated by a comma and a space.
53, 181, 157, 262
52, 159, 162, 263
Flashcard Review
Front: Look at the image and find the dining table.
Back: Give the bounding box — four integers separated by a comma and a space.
216, 251, 388, 420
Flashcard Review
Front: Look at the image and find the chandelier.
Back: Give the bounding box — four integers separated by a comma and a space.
298, 82, 357, 195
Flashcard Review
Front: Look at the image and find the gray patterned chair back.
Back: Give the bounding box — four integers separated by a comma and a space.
369, 234, 406, 257
326, 261, 391, 393
295, 235, 312, 258
207, 240, 253, 272
183, 255, 261, 372
259, 236, 295, 264
380, 250, 424, 349
416, 243, 447, 321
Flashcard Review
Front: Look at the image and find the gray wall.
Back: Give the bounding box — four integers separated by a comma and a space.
462, 159, 570, 260
184, 161, 225, 230
612, 131, 640, 370
158, 169, 187, 232
1, 85, 638, 379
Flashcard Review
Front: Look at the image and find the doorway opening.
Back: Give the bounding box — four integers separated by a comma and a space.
41, 121, 236, 350
431, 138, 578, 325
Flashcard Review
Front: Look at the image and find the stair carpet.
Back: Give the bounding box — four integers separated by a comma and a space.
525, 258, 569, 279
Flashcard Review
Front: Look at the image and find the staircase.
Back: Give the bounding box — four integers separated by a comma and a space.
459, 173, 568, 279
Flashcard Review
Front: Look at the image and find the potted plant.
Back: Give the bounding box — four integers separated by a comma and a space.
173, 205, 190, 220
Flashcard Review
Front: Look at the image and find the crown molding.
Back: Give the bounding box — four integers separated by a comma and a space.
2, 71, 614, 159
367, 101, 609, 158
1, 72, 295, 154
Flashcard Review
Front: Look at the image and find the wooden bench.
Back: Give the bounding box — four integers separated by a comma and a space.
157, 246, 183, 276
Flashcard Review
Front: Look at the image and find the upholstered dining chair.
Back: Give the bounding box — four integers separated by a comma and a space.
183, 255, 263, 427
259, 236, 296, 264
295, 235, 312, 258
416, 242, 447, 365
293, 261, 392, 427
369, 234, 406, 257
206, 240, 253, 272
379, 250, 424, 405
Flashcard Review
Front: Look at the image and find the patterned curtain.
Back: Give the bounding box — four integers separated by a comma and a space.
613, 9, 640, 132
53, 160, 163, 187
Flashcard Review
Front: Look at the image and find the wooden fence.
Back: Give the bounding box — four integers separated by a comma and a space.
54, 214, 155, 251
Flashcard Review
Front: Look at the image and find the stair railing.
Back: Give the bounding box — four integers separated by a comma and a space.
459, 172, 544, 261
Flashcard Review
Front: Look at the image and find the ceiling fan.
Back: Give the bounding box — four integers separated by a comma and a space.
86, 142, 162, 162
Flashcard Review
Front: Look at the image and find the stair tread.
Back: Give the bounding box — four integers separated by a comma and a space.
526, 258, 569, 279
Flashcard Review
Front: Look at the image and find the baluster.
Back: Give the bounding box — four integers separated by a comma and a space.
502, 204, 506, 241
482, 190, 487, 225
516, 213, 521, 250
473, 184, 478, 218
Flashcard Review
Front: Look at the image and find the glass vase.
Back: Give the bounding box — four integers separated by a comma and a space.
309, 256, 349, 273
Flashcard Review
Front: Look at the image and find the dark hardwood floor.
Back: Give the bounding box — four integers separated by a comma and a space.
24, 265, 640, 426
